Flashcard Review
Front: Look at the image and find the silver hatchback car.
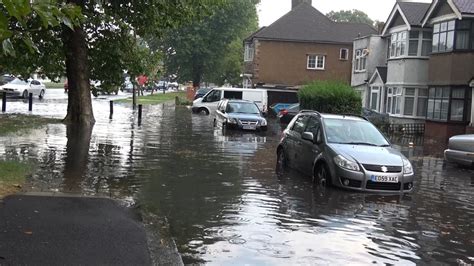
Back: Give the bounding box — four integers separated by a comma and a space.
277, 111, 414, 193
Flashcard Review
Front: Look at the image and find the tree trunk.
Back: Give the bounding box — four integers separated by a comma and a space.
62, 0, 95, 125
192, 63, 202, 88
63, 123, 93, 191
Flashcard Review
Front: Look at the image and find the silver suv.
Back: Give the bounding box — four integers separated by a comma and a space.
276, 111, 414, 193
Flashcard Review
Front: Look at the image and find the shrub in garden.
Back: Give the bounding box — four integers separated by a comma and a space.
298, 80, 362, 115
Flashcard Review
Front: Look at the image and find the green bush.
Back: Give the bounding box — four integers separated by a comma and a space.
298, 80, 362, 115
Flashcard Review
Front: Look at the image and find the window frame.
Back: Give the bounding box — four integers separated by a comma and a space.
386, 87, 428, 118
307, 54, 325, 70
244, 43, 254, 62
354, 49, 366, 72
426, 86, 472, 122
339, 48, 349, 60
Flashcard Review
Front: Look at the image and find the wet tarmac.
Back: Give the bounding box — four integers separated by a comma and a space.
0, 94, 473, 265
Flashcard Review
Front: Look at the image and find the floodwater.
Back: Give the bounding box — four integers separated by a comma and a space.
0, 91, 473, 265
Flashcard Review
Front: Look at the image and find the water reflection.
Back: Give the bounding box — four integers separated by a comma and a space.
0, 101, 473, 265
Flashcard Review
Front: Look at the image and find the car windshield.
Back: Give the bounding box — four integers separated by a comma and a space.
0, 76, 14, 85
197, 88, 210, 94
323, 118, 389, 146
8, 78, 27, 85
288, 103, 300, 112
226, 102, 260, 114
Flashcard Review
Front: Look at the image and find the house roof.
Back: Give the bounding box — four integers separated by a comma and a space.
382, 2, 430, 35
422, 0, 474, 26
247, 2, 376, 44
376, 67, 387, 84
453, 0, 474, 14
398, 2, 431, 26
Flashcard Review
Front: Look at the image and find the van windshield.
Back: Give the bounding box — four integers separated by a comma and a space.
226, 102, 260, 114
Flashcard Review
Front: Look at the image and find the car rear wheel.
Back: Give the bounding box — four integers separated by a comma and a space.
22, 90, 28, 99
314, 163, 330, 187
39, 89, 45, 99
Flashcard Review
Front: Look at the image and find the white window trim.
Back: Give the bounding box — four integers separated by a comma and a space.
390, 31, 408, 59
307, 55, 325, 70
339, 48, 349, 60
354, 49, 367, 72
244, 43, 254, 62
386, 87, 429, 118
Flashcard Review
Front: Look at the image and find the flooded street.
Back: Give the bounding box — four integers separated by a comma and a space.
1, 94, 473, 265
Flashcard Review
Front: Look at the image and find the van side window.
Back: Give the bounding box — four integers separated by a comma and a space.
204, 90, 221, 102
223, 91, 243, 100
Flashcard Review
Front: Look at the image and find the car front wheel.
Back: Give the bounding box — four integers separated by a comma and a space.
314, 163, 330, 187
39, 89, 45, 99
276, 148, 288, 171
22, 90, 28, 99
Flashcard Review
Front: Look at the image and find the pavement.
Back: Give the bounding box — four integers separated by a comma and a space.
0, 194, 152, 265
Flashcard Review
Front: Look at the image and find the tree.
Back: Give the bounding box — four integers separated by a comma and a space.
157, 0, 259, 87
326, 9, 374, 26
1, 1, 220, 125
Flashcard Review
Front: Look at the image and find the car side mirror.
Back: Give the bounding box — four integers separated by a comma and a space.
302, 132, 314, 143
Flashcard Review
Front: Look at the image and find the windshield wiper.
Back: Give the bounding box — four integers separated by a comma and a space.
341, 142, 379, 146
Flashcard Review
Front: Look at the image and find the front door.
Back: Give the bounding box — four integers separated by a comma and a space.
299, 117, 322, 175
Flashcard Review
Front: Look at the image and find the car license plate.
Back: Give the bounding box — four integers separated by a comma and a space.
371, 175, 398, 183
243, 125, 257, 130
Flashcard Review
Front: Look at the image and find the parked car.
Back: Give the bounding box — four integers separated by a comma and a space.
192, 87, 268, 115
0, 78, 46, 98
444, 134, 474, 167
214, 99, 267, 131
0, 75, 15, 86
278, 103, 300, 124
194, 87, 212, 100
276, 111, 414, 193
362, 107, 390, 125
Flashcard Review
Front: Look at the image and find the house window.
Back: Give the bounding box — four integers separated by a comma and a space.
340, 48, 348, 60
390, 32, 407, 58
387, 87, 402, 115
407, 30, 432, 56
307, 55, 325, 70
354, 49, 366, 72
370, 86, 380, 111
386, 87, 428, 117
408, 31, 419, 56
421, 31, 432, 56
455, 20, 473, 50
244, 43, 254, 61
432, 21, 455, 52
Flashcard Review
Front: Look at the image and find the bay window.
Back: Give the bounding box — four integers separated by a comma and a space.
386, 87, 429, 117
390, 32, 407, 58
354, 49, 366, 71
427, 87, 472, 122
432, 20, 474, 53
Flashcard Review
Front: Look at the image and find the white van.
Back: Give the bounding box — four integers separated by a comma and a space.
192, 87, 267, 115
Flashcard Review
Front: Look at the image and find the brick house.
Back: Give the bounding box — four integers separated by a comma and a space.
421, 0, 474, 139
243, 0, 376, 89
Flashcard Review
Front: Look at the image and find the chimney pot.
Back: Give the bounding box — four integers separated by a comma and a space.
292, 0, 312, 9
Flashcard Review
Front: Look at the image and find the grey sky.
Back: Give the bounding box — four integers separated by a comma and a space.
257, 0, 432, 27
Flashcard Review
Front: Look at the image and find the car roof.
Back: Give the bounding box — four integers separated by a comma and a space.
224, 99, 256, 104
298, 110, 367, 121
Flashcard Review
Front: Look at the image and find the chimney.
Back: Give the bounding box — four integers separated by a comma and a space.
292, 0, 312, 9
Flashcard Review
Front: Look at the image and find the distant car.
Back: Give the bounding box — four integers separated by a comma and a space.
156, 80, 168, 91
0, 78, 46, 98
0, 75, 15, 86
278, 103, 300, 124
214, 99, 267, 131
444, 134, 474, 167
276, 111, 415, 192
194, 87, 212, 100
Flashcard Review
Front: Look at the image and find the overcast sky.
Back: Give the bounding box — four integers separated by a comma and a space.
257, 0, 432, 27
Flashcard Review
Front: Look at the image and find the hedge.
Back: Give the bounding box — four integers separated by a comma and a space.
298, 80, 362, 115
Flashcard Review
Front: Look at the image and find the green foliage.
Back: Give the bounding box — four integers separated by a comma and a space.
298, 80, 362, 114
326, 9, 374, 26
157, 0, 259, 86
0, 114, 62, 136
0, 1, 221, 89
0, 160, 33, 198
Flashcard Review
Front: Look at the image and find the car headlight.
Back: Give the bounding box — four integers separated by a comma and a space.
228, 118, 238, 124
402, 158, 413, 175
260, 119, 267, 126
334, 155, 360, 171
